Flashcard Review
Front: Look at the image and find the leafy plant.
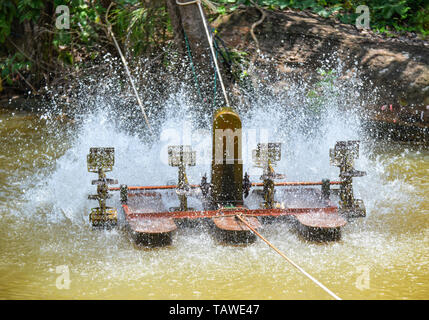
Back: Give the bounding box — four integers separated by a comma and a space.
16, 0, 44, 23
0, 0, 174, 93
0, 1, 16, 43
211, 0, 429, 37
0, 0, 427, 95
0, 52, 31, 85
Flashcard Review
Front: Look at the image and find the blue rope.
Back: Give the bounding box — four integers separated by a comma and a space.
213, 46, 218, 108
183, 29, 223, 107
184, 31, 203, 102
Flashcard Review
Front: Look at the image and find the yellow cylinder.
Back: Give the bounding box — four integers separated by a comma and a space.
211, 107, 243, 206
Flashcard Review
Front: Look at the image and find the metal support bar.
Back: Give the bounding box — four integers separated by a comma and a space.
168, 145, 196, 211
120, 184, 128, 204
87, 147, 118, 227
108, 181, 343, 191
321, 179, 330, 200
330, 141, 366, 217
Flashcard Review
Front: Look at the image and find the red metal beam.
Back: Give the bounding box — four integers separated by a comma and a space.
251, 181, 342, 187
109, 184, 200, 191
122, 205, 338, 220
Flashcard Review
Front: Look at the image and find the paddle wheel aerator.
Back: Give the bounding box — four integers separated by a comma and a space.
87, 107, 366, 246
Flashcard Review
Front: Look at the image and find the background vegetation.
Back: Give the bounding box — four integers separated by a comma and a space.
215, 0, 429, 36
0, 0, 427, 97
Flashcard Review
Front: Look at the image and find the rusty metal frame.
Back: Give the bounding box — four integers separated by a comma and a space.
122, 205, 338, 220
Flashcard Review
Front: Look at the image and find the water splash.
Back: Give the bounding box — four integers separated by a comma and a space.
1, 57, 427, 299
24, 57, 421, 225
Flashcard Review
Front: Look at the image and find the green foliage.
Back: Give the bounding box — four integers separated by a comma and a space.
0, 0, 427, 94
0, 52, 31, 85
109, 1, 170, 55
0, 0, 172, 91
228, 49, 250, 82
0, 1, 40, 90
0, 1, 16, 43
212, 0, 429, 37
16, 0, 44, 23
0, 0, 45, 42
367, 0, 429, 36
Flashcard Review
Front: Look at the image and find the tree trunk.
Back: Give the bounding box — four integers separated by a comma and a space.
166, 0, 185, 54
166, 0, 232, 110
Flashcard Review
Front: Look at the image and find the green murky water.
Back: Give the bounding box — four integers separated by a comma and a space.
0, 107, 427, 300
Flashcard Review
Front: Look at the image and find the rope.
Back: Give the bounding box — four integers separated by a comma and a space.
176, 0, 231, 107
213, 34, 233, 67
105, 4, 153, 133
235, 214, 342, 300
210, 30, 218, 108
184, 29, 218, 108
213, 50, 217, 107
184, 31, 203, 102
